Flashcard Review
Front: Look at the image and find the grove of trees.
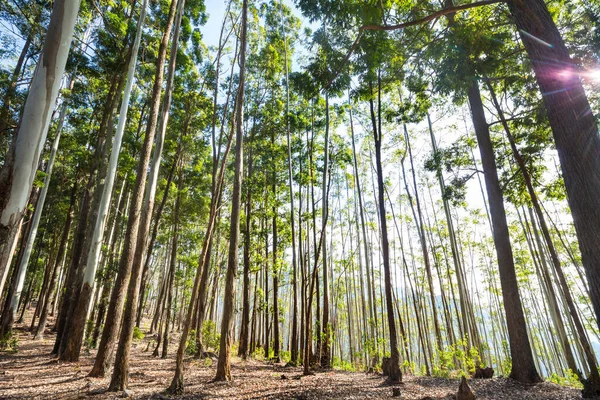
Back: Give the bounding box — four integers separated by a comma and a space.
0, 0, 600, 396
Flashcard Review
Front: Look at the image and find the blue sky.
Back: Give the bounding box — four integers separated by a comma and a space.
199, 0, 229, 48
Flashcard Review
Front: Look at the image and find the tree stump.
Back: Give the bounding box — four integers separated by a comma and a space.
457, 376, 476, 400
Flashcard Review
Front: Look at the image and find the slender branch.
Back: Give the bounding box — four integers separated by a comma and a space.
325, 0, 503, 89
362, 0, 501, 31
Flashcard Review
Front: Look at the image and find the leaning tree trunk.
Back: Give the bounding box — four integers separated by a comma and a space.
505, 0, 600, 337
0, 0, 82, 308
486, 80, 600, 393
90, 0, 178, 379
0, 83, 70, 338
61, 0, 149, 362
214, 0, 248, 382
108, 0, 181, 390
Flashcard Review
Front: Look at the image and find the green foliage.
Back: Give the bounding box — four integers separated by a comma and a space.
430, 337, 482, 378
185, 330, 198, 356
202, 320, 220, 351
280, 350, 291, 364
547, 370, 583, 389
252, 346, 266, 361
133, 326, 145, 341
402, 359, 417, 374
0, 332, 19, 353
501, 340, 512, 377
332, 356, 355, 372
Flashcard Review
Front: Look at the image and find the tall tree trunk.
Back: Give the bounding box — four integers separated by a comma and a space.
30, 232, 59, 331
280, 0, 298, 366
137, 149, 178, 327
486, 80, 600, 392
191, 32, 240, 359
426, 113, 475, 351
403, 125, 443, 354
238, 138, 254, 359
303, 135, 332, 376
51, 179, 90, 354
89, 0, 178, 379
506, 0, 600, 335
34, 182, 77, 339
108, 0, 181, 389
369, 83, 401, 382
162, 166, 183, 359
264, 215, 270, 359
0, 0, 82, 312
272, 187, 280, 362
467, 81, 541, 383
91, 181, 130, 347
57, 61, 127, 359
167, 88, 237, 394
0, 82, 70, 337
348, 98, 370, 365
61, 0, 149, 362
350, 104, 375, 364
320, 93, 331, 369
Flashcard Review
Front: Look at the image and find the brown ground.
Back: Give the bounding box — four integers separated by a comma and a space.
0, 322, 584, 400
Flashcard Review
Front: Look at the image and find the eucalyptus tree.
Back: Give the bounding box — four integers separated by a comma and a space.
0, 67, 78, 338
395, 0, 543, 383
189, 3, 239, 359
485, 77, 600, 391
279, 0, 300, 365
59, 0, 149, 362
213, 0, 248, 381
168, 3, 239, 392
0, 0, 50, 148
0, 0, 83, 317
53, 0, 142, 359
90, 0, 180, 378
344, 0, 600, 342
503, 2, 600, 336
109, 0, 190, 389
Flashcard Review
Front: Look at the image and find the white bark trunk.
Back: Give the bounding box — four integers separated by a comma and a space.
8, 99, 67, 315
0, 0, 81, 291
0, 0, 80, 229
81, 0, 148, 288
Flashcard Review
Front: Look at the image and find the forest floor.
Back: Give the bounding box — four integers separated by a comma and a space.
0, 318, 585, 400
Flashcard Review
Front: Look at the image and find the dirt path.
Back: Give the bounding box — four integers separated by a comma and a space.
0, 326, 584, 399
